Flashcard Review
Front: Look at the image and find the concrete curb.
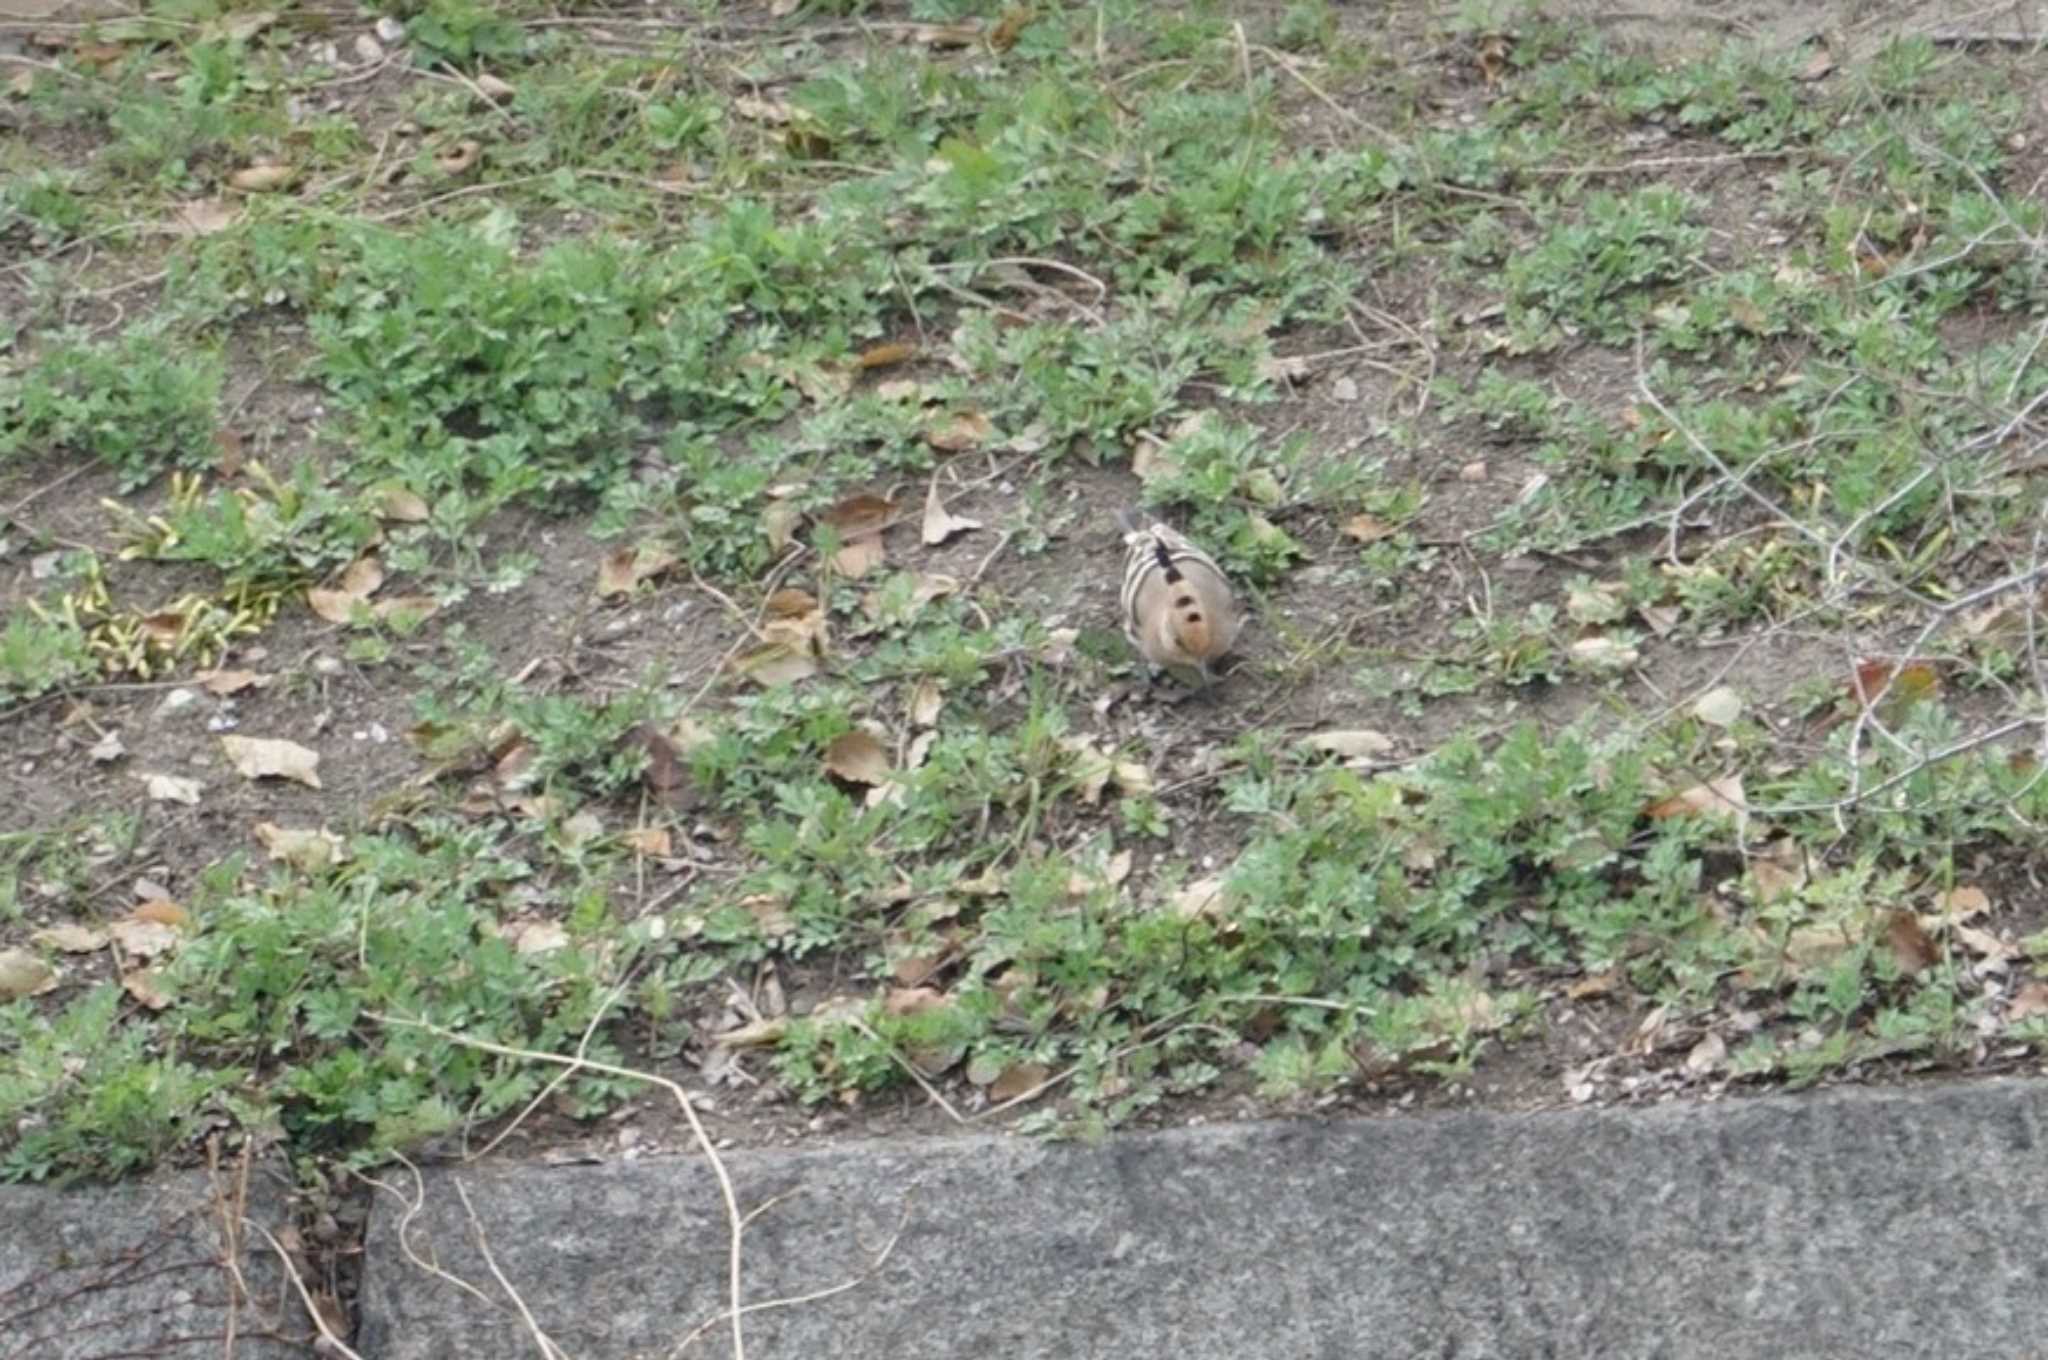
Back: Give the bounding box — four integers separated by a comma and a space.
354, 1079, 2048, 1359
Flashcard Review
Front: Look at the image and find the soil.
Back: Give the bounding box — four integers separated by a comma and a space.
8, 0, 2048, 1179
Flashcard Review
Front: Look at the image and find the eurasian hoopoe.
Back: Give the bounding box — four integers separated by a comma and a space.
1117, 510, 1241, 684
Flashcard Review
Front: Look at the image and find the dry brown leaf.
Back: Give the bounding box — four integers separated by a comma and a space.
988, 1061, 1050, 1103
921, 481, 983, 546
762, 586, 820, 618
138, 612, 187, 649
196, 668, 268, 696
856, 341, 917, 369
832, 535, 883, 577
372, 485, 431, 522
910, 573, 959, 608
1955, 924, 2018, 962
222, 735, 322, 788
885, 986, 948, 1016
1170, 876, 1229, 921
622, 827, 672, 856
762, 501, 803, 553
596, 545, 678, 599
307, 556, 385, 623
334, 554, 387, 596
820, 494, 894, 578
1566, 970, 1619, 1001
1850, 658, 1941, 710
503, 794, 558, 821
891, 948, 947, 987
732, 642, 819, 687
1796, 46, 1836, 81
1644, 775, 1745, 821
824, 730, 892, 786
732, 93, 794, 125
132, 900, 188, 927
988, 6, 1033, 51
1564, 581, 1627, 625
1568, 636, 1640, 670
2007, 980, 2048, 1023
228, 162, 296, 193
1059, 737, 1114, 804
436, 139, 482, 175
372, 594, 439, 622
1931, 885, 1991, 924
173, 197, 242, 236
254, 822, 347, 872
715, 1016, 789, 1047
906, 677, 944, 727
875, 377, 926, 403
1784, 923, 1856, 971
108, 916, 178, 958
760, 589, 826, 657
211, 426, 245, 478
926, 408, 993, 453
121, 967, 172, 1010
1638, 603, 1681, 636
1341, 513, 1394, 543
1301, 729, 1395, 761
907, 20, 981, 47
33, 924, 107, 953
1111, 758, 1153, 798
741, 894, 794, 936
1748, 838, 1806, 903
0, 948, 57, 1001
1886, 910, 1938, 977
139, 771, 203, 805
629, 723, 687, 797
474, 72, 515, 100
508, 919, 568, 955
1131, 437, 1180, 484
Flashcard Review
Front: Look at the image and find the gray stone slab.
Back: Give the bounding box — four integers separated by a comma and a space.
356, 1079, 2048, 1359
0, 0, 132, 19
0, 1161, 307, 1359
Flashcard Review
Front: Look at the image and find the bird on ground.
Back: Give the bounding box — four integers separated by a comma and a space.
1116, 510, 1241, 687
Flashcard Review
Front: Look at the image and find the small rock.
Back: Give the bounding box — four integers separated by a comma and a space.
354, 32, 384, 63
373, 15, 405, 44
154, 688, 200, 719
311, 655, 344, 676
